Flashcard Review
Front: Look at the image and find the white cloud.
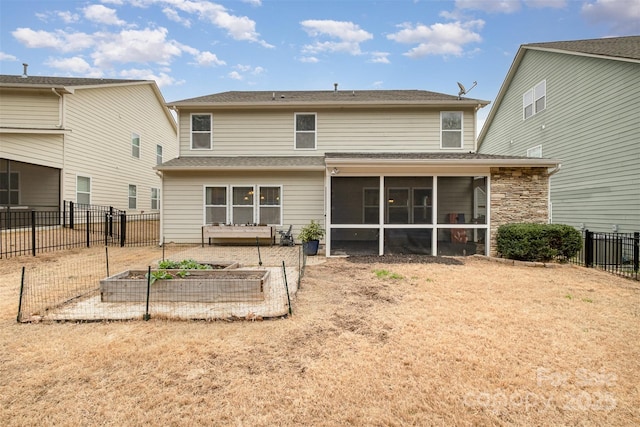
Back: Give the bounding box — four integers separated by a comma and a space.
83, 5, 126, 26
241, 0, 262, 5
163, 8, 191, 27
300, 20, 373, 55
194, 51, 225, 66
370, 51, 390, 64
0, 52, 18, 61
45, 56, 103, 77
299, 56, 319, 63
91, 27, 182, 67
455, 0, 522, 13
12, 28, 95, 53
118, 68, 181, 87
582, 0, 640, 33
228, 71, 243, 80
372, 81, 384, 88
387, 20, 484, 58
252, 66, 265, 75
58, 11, 81, 23
524, 0, 567, 8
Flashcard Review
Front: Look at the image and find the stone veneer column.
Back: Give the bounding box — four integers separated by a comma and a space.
489, 167, 550, 256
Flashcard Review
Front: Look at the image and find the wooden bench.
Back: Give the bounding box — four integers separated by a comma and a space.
202, 225, 275, 247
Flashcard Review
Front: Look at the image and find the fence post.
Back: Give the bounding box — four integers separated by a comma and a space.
120, 213, 127, 247
104, 213, 109, 246
17, 266, 25, 322
584, 230, 593, 268
634, 232, 639, 273
31, 210, 36, 256
109, 206, 114, 237
63, 201, 67, 228
69, 201, 75, 230
85, 210, 90, 248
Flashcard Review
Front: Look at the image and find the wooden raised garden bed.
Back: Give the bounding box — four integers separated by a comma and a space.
100, 269, 269, 303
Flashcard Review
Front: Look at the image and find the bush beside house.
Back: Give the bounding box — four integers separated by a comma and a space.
497, 223, 582, 262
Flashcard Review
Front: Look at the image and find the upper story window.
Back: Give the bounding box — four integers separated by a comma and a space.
76, 175, 90, 205
128, 184, 137, 210
440, 111, 463, 149
156, 145, 163, 165
295, 113, 316, 150
151, 188, 160, 210
527, 145, 543, 158
191, 113, 212, 150
131, 133, 140, 158
523, 80, 546, 119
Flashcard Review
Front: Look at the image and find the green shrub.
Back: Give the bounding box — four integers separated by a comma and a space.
497, 223, 582, 262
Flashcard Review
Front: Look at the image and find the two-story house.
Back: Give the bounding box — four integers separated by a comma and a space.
0, 70, 177, 217
478, 36, 640, 234
158, 87, 560, 257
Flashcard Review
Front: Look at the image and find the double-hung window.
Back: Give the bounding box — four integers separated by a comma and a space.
156, 145, 163, 165
191, 113, 212, 149
131, 133, 140, 158
440, 111, 463, 149
259, 186, 281, 224
295, 113, 316, 149
232, 186, 254, 224
151, 188, 160, 210
205, 186, 227, 224
0, 171, 19, 205
76, 176, 90, 205
523, 80, 546, 119
128, 184, 137, 209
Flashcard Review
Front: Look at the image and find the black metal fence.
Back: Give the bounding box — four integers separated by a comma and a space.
1, 201, 159, 258
571, 230, 639, 281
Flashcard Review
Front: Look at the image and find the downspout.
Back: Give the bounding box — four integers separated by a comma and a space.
547, 164, 562, 224
51, 88, 65, 211
156, 170, 164, 245
51, 88, 65, 128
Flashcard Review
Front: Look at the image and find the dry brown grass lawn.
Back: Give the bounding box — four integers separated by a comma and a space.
0, 247, 639, 426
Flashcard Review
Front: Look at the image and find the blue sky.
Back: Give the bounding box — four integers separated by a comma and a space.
1, 0, 638, 126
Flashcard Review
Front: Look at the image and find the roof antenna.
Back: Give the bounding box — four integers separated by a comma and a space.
22, 63, 28, 78
457, 81, 477, 99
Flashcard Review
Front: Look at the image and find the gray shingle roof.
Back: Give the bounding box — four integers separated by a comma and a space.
169, 89, 489, 107
524, 36, 640, 61
0, 75, 148, 88
157, 153, 558, 171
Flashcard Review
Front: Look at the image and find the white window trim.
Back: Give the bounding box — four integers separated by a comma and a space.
190, 113, 213, 150
523, 79, 546, 120
131, 132, 140, 158
440, 111, 464, 150
151, 187, 160, 210
527, 145, 543, 158
128, 184, 137, 210
294, 112, 317, 150
231, 185, 256, 224
203, 185, 228, 225
156, 145, 163, 165
1, 170, 20, 205
76, 174, 91, 205
258, 185, 283, 226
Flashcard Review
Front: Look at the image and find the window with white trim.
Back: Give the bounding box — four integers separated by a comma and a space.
204, 186, 227, 224
0, 171, 19, 205
156, 145, 163, 165
295, 113, 316, 149
151, 188, 160, 210
523, 80, 546, 119
131, 133, 140, 158
259, 186, 281, 224
527, 145, 543, 158
191, 113, 212, 149
440, 111, 463, 149
76, 176, 90, 205
128, 184, 137, 209
232, 186, 254, 224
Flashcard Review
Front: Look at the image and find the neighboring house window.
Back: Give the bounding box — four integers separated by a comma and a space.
295, 113, 316, 149
205, 186, 227, 224
76, 176, 91, 205
131, 133, 140, 158
232, 186, 254, 224
0, 171, 19, 205
151, 188, 160, 210
527, 145, 543, 158
128, 184, 137, 209
191, 113, 212, 149
441, 111, 463, 149
523, 80, 546, 119
259, 186, 281, 224
156, 145, 163, 165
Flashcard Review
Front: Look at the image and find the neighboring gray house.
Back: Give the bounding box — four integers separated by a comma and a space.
158, 88, 561, 257
0, 72, 177, 214
478, 36, 640, 233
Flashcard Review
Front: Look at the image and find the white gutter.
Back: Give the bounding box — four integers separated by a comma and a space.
51, 88, 65, 128
324, 158, 560, 168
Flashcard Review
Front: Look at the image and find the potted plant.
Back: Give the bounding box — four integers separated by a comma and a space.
298, 220, 325, 256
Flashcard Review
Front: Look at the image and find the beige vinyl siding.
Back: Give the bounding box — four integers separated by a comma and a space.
480, 49, 640, 232
162, 170, 325, 243
178, 108, 476, 156
0, 88, 60, 128
62, 84, 177, 210
0, 134, 64, 168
